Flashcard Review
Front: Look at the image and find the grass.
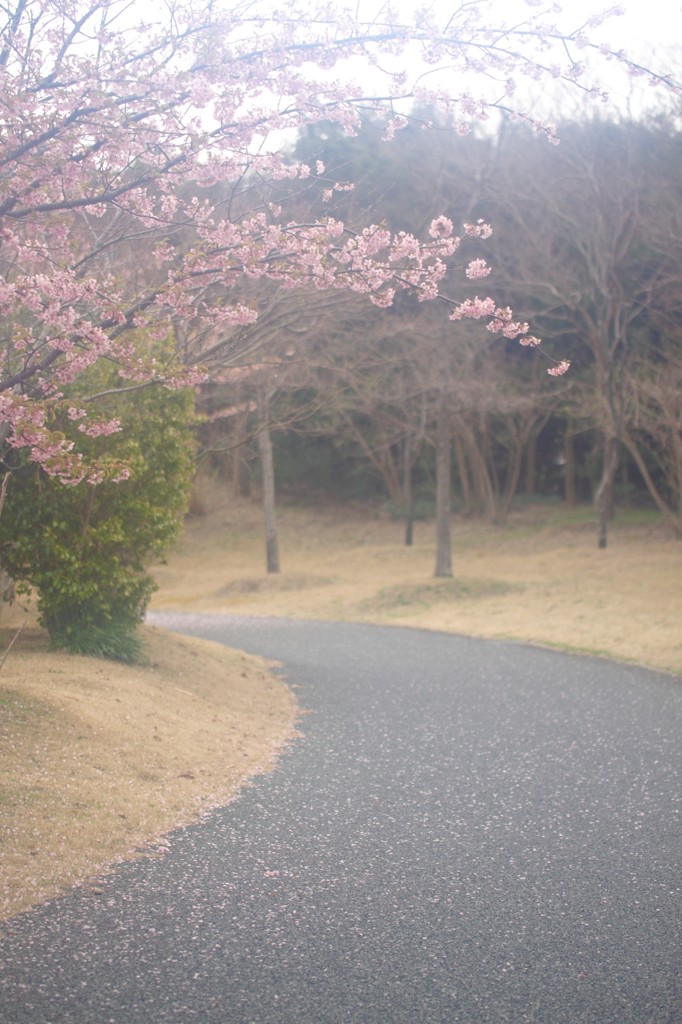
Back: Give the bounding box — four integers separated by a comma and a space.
2, 485, 680, 921
49, 620, 148, 664
150, 486, 682, 677
360, 577, 524, 617
0, 623, 297, 920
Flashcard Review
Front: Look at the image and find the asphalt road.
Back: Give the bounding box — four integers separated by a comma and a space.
1, 613, 681, 1024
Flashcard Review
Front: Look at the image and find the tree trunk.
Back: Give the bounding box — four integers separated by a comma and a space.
237, 459, 252, 499
454, 435, 473, 517
257, 404, 280, 574
621, 430, 682, 538
595, 434, 619, 549
465, 433, 496, 521
232, 405, 252, 499
524, 429, 537, 496
403, 436, 415, 546
496, 438, 524, 526
0, 473, 11, 622
564, 428, 577, 507
0, 568, 14, 620
434, 399, 452, 577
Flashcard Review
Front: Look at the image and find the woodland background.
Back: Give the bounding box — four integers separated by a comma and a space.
196, 110, 682, 572
1, 1, 681, 657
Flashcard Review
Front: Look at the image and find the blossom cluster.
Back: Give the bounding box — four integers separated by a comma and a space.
0, 0, 663, 480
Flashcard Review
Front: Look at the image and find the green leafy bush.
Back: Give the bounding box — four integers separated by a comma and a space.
0, 349, 195, 661
47, 619, 148, 664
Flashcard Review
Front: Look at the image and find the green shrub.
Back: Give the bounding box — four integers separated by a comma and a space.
48, 618, 148, 664
0, 343, 195, 661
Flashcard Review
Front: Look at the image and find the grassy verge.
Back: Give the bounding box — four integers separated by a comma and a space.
151, 492, 682, 678
0, 622, 297, 921
3, 490, 679, 920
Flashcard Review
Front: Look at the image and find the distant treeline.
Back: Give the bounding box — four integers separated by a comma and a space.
199, 111, 682, 543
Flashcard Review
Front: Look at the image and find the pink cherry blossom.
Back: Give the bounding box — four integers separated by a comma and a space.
547, 360, 571, 376
0, 0, 669, 480
465, 259, 491, 280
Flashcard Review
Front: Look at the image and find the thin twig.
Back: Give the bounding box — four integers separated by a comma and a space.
0, 620, 27, 674
0, 471, 9, 520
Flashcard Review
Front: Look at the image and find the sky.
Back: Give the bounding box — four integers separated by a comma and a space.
552, 0, 682, 52
559, 0, 679, 115
411, 0, 682, 56
128, 0, 682, 137
281, 0, 682, 121
409, 0, 682, 116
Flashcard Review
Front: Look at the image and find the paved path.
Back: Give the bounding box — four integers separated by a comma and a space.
1, 614, 681, 1024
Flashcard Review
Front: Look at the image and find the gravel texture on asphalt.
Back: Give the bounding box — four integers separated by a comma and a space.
1, 614, 680, 1024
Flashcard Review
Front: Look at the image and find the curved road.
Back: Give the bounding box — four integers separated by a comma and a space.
1, 614, 681, 1024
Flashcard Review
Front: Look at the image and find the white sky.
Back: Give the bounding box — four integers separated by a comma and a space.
283, 0, 682, 121
402, 0, 682, 57
549, 0, 682, 52
130, 0, 682, 131
403, 0, 682, 116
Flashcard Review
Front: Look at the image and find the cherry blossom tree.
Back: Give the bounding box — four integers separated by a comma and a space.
2, 0, 664, 485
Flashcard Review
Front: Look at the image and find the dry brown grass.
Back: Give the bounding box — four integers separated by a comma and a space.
151, 488, 682, 677
3, 484, 680, 921
0, 621, 297, 920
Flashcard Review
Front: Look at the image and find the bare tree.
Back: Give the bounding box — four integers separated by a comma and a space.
481, 118, 682, 546
621, 352, 682, 536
